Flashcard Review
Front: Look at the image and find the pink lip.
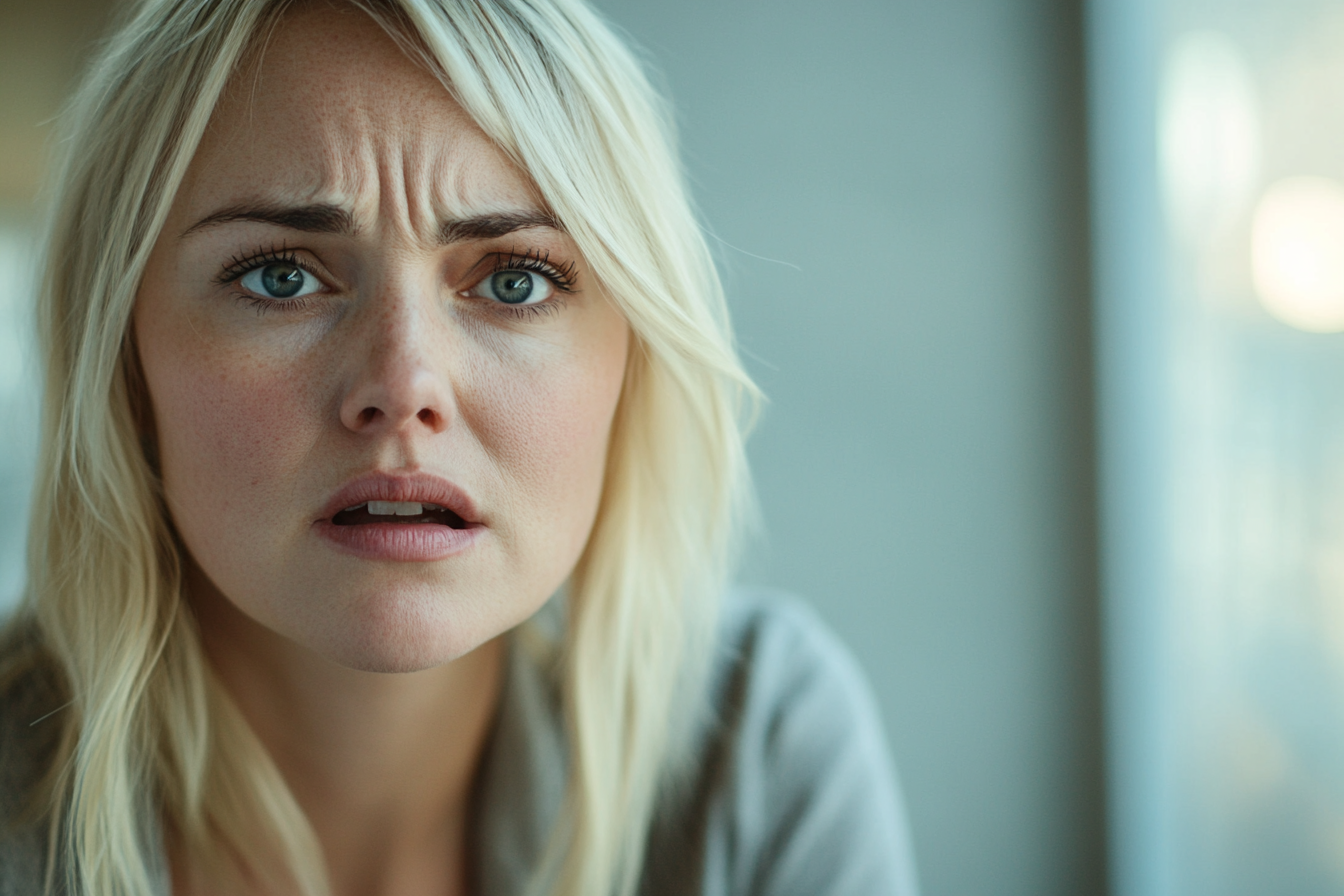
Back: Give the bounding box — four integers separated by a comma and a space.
314, 472, 485, 562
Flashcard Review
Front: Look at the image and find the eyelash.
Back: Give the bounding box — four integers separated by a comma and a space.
474, 249, 577, 320
215, 245, 578, 318
216, 244, 319, 315
485, 248, 578, 293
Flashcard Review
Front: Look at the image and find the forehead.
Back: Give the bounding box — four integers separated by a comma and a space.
173, 2, 537, 229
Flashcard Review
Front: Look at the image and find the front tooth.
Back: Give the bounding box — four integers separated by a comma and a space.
367, 500, 422, 516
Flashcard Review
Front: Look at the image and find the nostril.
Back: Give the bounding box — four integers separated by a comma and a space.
417, 408, 436, 425
359, 407, 380, 426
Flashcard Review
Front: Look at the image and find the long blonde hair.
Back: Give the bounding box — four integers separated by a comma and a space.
11, 0, 758, 893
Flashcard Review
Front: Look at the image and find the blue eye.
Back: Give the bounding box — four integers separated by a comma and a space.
471, 270, 553, 305
239, 262, 322, 300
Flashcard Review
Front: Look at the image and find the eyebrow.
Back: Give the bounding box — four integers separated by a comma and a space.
182, 203, 354, 237
439, 210, 564, 243
182, 203, 564, 243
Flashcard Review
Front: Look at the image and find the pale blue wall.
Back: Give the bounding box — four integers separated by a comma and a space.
588, 1, 1107, 894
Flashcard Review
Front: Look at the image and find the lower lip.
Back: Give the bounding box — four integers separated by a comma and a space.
314, 521, 485, 561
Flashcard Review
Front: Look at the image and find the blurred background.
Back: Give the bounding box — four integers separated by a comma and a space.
6, 0, 1344, 894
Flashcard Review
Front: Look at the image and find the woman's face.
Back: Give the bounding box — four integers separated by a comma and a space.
135, 4, 628, 672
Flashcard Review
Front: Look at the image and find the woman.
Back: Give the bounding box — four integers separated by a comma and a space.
0, 0, 918, 894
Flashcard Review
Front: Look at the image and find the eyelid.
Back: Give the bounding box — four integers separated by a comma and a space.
215, 245, 329, 287
215, 245, 335, 317
473, 248, 578, 294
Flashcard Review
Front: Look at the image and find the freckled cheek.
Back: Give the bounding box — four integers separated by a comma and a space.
147, 344, 323, 544
464, 346, 626, 533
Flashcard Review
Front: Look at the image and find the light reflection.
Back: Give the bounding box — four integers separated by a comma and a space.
1251, 176, 1344, 332
1151, 10, 1344, 896
1160, 32, 1260, 241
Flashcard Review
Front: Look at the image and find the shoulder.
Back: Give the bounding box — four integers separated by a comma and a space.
0, 616, 63, 895
710, 589, 892, 792
643, 589, 920, 896
715, 588, 881, 735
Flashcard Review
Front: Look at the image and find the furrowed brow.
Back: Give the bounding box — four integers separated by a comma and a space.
439, 211, 564, 244
182, 203, 354, 237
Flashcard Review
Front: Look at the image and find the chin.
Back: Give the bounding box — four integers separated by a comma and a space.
312, 581, 503, 673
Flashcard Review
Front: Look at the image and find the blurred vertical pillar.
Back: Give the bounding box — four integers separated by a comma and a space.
1085, 1, 1176, 895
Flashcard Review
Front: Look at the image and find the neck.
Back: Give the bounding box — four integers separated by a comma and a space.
184, 565, 504, 896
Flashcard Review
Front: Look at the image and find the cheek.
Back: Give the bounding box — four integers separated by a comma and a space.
462, 324, 628, 550
140, 322, 323, 555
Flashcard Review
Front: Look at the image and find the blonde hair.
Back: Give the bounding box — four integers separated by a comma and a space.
12, 0, 758, 893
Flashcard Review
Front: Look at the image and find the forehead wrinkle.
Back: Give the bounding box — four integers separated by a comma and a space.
388, 127, 439, 242
290, 103, 388, 232
434, 148, 543, 228
234, 12, 405, 226
198, 79, 377, 231
201, 2, 546, 246
304, 12, 463, 241
310, 88, 464, 243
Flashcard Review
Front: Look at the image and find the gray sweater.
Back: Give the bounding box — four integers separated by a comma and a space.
1, 591, 920, 895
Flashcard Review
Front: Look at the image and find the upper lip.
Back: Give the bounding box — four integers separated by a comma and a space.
318, 472, 481, 524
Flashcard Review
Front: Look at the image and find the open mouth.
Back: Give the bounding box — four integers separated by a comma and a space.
331, 501, 470, 529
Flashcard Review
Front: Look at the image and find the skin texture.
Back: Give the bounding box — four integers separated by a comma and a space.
133, 4, 629, 894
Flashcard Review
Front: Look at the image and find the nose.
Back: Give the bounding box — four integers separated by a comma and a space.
338, 288, 453, 436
